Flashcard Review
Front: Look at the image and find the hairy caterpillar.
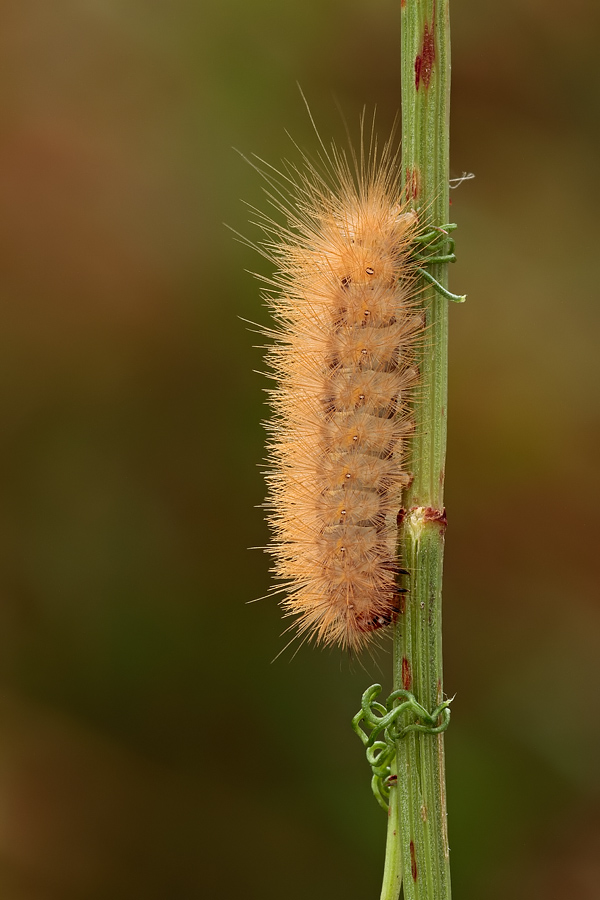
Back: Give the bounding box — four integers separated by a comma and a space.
247, 119, 426, 652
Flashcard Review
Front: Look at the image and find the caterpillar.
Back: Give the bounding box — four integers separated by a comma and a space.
248, 119, 426, 652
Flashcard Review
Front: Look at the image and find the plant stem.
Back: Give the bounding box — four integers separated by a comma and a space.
380, 757, 403, 900
382, 2, 453, 899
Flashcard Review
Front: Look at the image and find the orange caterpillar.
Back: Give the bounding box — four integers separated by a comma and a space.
252, 130, 423, 651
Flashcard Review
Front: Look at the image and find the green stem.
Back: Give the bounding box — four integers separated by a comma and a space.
380, 759, 403, 900
384, 1, 453, 898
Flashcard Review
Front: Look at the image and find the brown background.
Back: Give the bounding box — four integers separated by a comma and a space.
0, 1, 599, 898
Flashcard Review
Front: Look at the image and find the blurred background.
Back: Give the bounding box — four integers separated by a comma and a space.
0, 1, 599, 897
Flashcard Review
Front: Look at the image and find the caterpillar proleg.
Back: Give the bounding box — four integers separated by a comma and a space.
248, 119, 427, 651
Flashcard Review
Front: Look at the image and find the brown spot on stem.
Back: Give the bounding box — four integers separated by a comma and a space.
397, 508, 406, 528
405, 166, 420, 201
415, 2, 436, 90
410, 840, 418, 881
422, 506, 447, 532
402, 656, 412, 690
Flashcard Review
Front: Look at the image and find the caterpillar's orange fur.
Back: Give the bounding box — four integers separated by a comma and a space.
250, 122, 424, 651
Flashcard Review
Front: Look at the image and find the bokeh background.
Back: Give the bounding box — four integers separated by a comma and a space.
1, 1, 599, 898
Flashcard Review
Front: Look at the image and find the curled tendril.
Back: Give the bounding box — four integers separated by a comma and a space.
411, 222, 466, 303
352, 684, 452, 810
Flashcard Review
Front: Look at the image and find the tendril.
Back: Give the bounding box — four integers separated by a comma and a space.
411, 222, 466, 303
352, 683, 452, 810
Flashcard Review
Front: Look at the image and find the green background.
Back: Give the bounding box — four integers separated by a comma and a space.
1, 1, 599, 897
